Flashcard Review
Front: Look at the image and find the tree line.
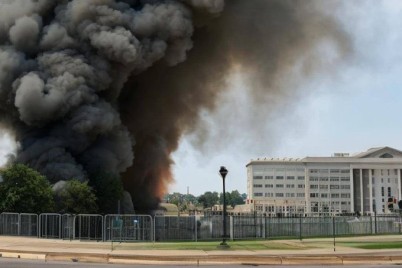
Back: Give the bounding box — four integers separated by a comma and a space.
164, 190, 247, 211
0, 164, 247, 214
0, 164, 123, 214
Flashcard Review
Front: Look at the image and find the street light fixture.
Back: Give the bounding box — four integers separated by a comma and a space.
219, 166, 230, 248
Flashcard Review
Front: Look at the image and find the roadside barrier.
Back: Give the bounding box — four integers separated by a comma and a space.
0, 213, 400, 242
104, 214, 152, 242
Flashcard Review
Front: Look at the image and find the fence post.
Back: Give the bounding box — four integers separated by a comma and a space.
262, 214, 266, 239
194, 215, 197, 242
229, 216, 234, 240
374, 211, 377, 234
153, 216, 156, 243
332, 216, 336, 252
17, 213, 21, 236
370, 214, 373, 234
299, 216, 302, 241
36, 214, 39, 238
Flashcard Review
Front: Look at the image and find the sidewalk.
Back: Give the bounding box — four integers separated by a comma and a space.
1, 235, 402, 265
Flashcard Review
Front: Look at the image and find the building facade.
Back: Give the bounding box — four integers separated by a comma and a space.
246, 147, 402, 216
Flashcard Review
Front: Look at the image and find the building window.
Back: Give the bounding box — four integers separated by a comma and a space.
310, 193, 319, 198
309, 177, 319, 182
320, 177, 329, 182
253, 176, 263, 180
298, 184, 305, 188
340, 170, 350, 174
341, 185, 350, 189
310, 169, 319, 173
320, 185, 328, 189
388, 178, 390, 183
331, 193, 340, 198
330, 169, 340, 174
388, 187, 391, 197
276, 176, 284, 180
381, 187, 384, 197
276, 184, 284, 188
330, 177, 339, 182
341, 193, 351, 198
297, 193, 305, 197
341, 177, 350, 182
310, 184, 318, 189
254, 193, 263, 197
265, 176, 273, 180
275, 193, 284, 197
265, 184, 273, 188
330, 185, 339, 189
298, 176, 305, 180
287, 176, 295, 180
321, 193, 328, 198
286, 184, 294, 188
253, 184, 263, 188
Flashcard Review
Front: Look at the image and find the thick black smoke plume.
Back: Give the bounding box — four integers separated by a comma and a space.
0, 0, 350, 212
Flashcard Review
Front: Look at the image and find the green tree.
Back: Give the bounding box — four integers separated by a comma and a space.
0, 164, 55, 213
89, 172, 123, 213
228, 190, 245, 208
57, 180, 98, 214
219, 190, 245, 208
198, 191, 219, 208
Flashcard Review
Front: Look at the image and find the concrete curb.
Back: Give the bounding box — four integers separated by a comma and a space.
2, 249, 402, 265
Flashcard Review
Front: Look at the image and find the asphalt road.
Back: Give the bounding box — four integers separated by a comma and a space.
0, 259, 400, 268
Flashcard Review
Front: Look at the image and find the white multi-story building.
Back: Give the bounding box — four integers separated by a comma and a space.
246, 147, 402, 216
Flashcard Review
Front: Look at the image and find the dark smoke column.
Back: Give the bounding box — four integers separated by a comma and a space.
0, 0, 350, 212
0, 0, 224, 212
120, 0, 351, 211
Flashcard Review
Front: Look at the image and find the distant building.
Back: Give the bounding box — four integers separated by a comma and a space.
246, 147, 402, 216
154, 203, 179, 216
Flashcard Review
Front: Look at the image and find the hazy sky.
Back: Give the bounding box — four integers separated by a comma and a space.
1, 1, 402, 197
171, 1, 402, 195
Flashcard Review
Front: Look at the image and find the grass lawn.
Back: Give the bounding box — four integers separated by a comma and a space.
339, 241, 402, 249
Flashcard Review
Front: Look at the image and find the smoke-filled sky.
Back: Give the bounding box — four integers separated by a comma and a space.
1, 0, 402, 205
171, 0, 402, 195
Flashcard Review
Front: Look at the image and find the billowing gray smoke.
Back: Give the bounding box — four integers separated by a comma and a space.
0, 0, 350, 212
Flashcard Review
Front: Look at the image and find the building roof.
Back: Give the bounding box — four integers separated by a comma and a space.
246, 146, 402, 166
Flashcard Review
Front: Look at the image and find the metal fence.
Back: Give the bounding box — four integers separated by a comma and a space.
61, 214, 74, 240
104, 214, 153, 242
0, 213, 38, 237
0, 213, 401, 242
155, 215, 196, 241
75, 214, 104, 241
39, 213, 61, 239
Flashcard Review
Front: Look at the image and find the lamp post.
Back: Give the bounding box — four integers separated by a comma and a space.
219, 166, 229, 248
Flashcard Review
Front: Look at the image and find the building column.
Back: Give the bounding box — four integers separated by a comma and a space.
350, 168, 354, 212
369, 169, 373, 215
398, 169, 402, 201
305, 167, 310, 214
360, 169, 363, 213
